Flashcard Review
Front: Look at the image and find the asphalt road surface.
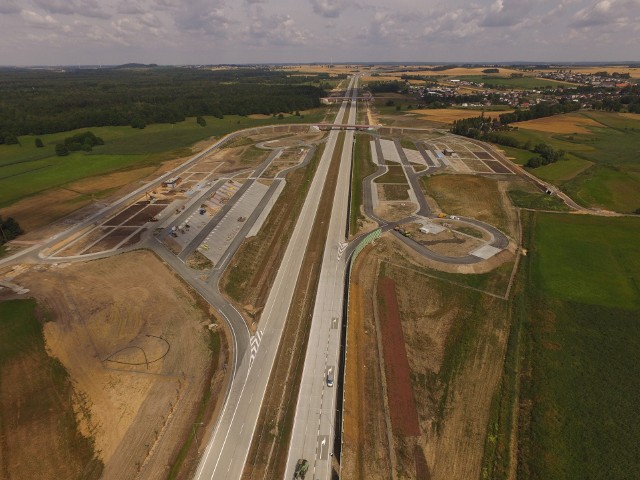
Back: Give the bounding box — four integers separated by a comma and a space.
284, 76, 359, 480
192, 75, 358, 480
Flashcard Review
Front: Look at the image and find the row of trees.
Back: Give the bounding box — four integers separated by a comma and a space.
0, 67, 325, 137
498, 101, 581, 124
0, 217, 23, 245
450, 114, 564, 169
525, 143, 565, 168
55, 131, 105, 156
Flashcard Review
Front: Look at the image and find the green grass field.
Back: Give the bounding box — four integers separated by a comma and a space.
508, 190, 570, 211
533, 214, 640, 310
451, 75, 575, 89
529, 155, 593, 183
482, 212, 640, 480
0, 111, 326, 208
349, 134, 377, 234
495, 112, 640, 212
524, 213, 640, 479
373, 166, 408, 184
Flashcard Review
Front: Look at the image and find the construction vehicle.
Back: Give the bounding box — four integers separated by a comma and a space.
294, 459, 309, 479
437, 213, 447, 218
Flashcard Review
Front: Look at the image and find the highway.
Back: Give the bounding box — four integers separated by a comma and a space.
0, 75, 544, 480
284, 77, 358, 480
192, 75, 358, 480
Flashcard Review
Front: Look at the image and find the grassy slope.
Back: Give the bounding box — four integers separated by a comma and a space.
0, 111, 326, 208
0, 299, 102, 479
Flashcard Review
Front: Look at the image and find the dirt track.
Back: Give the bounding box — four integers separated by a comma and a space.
14, 251, 229, 479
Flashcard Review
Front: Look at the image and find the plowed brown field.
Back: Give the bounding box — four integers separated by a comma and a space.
378, 276, 421, 437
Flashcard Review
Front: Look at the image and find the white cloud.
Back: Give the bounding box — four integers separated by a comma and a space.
479, 0, 534, 27
570, 0, 640, 28
117, 0, 147, 15
0, 0, 21, 14
310, 0, 345, 18
1, 0, 639, 65
21, 9, 57, 28
247, 9, 309, 46
32, 0, 111, 19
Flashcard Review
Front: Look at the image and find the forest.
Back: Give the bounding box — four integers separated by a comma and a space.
0, 67, 326, 141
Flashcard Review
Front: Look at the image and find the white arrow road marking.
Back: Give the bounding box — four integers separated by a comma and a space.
249, 330, 263, 367
337, 241, 348, 260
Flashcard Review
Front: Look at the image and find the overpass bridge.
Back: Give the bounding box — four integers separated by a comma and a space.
314, 123, 377, 131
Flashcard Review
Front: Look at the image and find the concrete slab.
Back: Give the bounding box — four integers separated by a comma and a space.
198, 181, 270, 266
419, 222, 446, 234
380, 139, 401, 163
246, 180, 286, 237
471, 244, 502, 259
403, 148, 426, 165
370, 140, 380, 166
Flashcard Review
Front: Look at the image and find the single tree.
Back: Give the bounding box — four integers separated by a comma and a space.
35, 137, 44, 148
196, 116, 207, 127
55, 143, 69, 156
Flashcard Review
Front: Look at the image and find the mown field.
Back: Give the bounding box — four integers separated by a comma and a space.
349, 134, 377, 235
0, 299, 102, 479
450, 75, 576, 89
497, 111, 640, 212
0, 111, 325, 209
482, 212, 640, 480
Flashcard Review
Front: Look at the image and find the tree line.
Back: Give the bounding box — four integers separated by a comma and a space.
450, 110, 567, 169
0, 67, 325, 140
0, 217, 22, 246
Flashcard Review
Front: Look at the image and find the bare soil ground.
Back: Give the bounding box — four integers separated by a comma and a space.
342, 250, 393, 480
55, 227, 113, 256
203, 145, 268, 174
380, 184, 411, 201
374, 202, 418, 222
403, 224, 486, 257
0, 157, 185, 238
377, 276, 421, 437
422, 174, 518, 238
12, 251, 229, 480
344, 236, 511, 479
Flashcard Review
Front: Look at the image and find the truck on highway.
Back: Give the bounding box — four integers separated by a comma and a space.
294, 459, 309, 479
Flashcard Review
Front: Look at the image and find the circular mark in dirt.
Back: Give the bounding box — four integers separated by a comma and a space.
102, 335, 170, 370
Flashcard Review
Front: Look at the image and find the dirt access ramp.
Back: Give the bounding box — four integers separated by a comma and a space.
14, 251, 229, 480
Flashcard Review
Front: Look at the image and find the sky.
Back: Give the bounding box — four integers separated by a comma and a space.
0, 0, 639, 65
